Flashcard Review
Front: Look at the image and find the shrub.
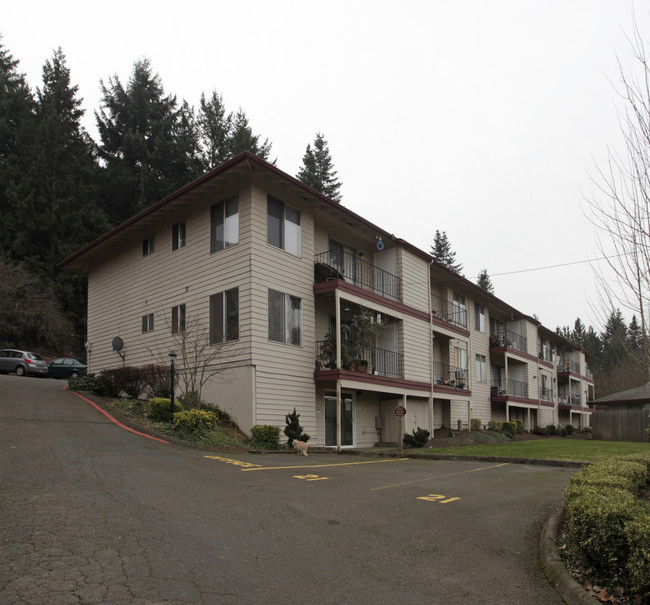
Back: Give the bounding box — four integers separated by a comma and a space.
565, 423, 574, 435
546, 424, 558, 436
626, 516, 650, 597
470, 418, 482, 431
564, 484, 642, 575
140, 364, 170, 398
250, 425, 281, 448
569, 460, 647, 494
173, 409, 218, 434
403, 427, 430, 448
200, 402, 237, 427
532, 425, 547, 436
617, 452, 650, 474
501, 421, 517, 435
148, 397, 183, 422
284, 407, 310, 445
488, 420, 502, 432
68, 372, 106, 395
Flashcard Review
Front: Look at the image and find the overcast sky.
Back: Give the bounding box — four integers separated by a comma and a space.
4, 1, 649, 333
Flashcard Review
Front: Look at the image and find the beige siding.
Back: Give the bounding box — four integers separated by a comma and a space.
401, 251, 430, 311
402, 317, 431, 382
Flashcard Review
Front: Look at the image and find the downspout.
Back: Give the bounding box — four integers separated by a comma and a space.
335, 289, 342, 452
428, 259, 435, 438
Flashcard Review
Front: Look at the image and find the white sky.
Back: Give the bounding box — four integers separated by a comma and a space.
4, 0, 649, 332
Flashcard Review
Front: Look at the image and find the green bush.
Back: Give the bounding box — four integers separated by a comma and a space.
501, 421, 516, 435
569, 460, 647, 494
532, 425, 547, 436
617, 452, 650, 474
173, 409, 218, 434
488, 420, 502, 432
565, 484, 641, 574
546, 424, 558, 435
250, 425, 281, 448
68, 372, 107, 395
625, 516, 650, 597
470, 418, 482, 431
403, 427, 430, 448
148, 397, 183, 422
565, 423, 574, 435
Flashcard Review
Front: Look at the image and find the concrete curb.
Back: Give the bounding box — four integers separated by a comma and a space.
538, 503, 594, 605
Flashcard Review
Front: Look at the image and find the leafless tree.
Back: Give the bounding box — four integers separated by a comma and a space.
145, 313, 234, 408
586, 22, 650, 373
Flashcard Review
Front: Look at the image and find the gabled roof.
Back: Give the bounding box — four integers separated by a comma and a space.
594, 381, 650, 404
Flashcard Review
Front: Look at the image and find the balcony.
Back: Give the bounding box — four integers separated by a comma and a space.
431, 293, 468, 329
491, 378, 529, 399
540, 386, 554, 403
314, 249, 402, 301
433, 361, 469, 389
558, 359, 579, 374
315, 341, 404, 379
489, 330, 527, 352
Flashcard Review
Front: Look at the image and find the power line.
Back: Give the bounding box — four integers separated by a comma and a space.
475, 254, 625, 279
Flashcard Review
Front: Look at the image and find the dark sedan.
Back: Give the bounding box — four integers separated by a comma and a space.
47, 358, 87, 379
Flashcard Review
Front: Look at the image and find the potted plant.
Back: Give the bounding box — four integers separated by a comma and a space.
342, 309, 380, 373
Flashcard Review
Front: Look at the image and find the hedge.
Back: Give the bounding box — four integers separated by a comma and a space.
148, 397, 183, 422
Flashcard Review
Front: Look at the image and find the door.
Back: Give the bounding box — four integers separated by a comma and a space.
324, 392, 354, 447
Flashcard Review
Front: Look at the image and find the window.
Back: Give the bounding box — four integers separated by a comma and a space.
142, 237, 154, 256
268, 289, 301, 345
210, 196, 239, 252
452, 292, 467, 326
142, 313, 154, 333
267, 195, 301, 256
474, 303, 485, 332
210, 288, 239, 344
171, 304, 186, 334
455, 346, 468, 376
475, 354, 487, 383
172, 222, 186, 251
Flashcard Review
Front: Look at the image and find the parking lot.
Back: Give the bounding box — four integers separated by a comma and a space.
0, 375, 574, 604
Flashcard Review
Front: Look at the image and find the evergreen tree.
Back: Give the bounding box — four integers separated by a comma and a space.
96, 58, 197, 224
284, 407, 310, 446
476, 268, 494, 294
571, 318, 587, 348
430, 230, 463, 274
226, 108, 272, 161
296, 132, 342, 202
0, 38, 36, 259
197, 90, 232, 170
628, 315, 643, 355
601, 309, 629, 372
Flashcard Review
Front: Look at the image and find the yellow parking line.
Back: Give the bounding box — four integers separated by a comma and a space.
371, 462, 510, 491
241, 458, 410, 471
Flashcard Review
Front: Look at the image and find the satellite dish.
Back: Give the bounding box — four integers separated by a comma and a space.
112, 336, 124, 352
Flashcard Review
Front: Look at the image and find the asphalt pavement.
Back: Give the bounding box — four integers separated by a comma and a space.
0, 375, 583, 604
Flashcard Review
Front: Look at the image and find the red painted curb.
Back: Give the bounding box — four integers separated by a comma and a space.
65, 387, 170, 444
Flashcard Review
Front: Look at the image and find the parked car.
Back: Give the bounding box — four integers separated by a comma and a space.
47, 358, 87, 379
0, 349, 48, 377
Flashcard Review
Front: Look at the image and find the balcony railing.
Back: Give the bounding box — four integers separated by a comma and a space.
433, 361, 469, 389
559, 359, 579, 373
315, 341, 403, 378
431, 293, 468, 329
489, 330, 527, 352
540, 386, 554, 402
314, 250, 402, 301
491, 378, 528, 398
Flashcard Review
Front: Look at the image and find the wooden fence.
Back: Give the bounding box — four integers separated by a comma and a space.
592, 408, 649, 442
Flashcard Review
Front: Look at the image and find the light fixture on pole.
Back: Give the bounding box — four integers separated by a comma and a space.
169, 351, 177, 421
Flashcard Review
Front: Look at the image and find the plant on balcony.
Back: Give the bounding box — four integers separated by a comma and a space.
342, 309, 382, 372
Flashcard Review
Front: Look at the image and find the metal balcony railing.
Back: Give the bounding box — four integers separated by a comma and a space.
559, 359, 579, 373
315, 341, 403, 378
489, 330, 527, 352
490, 378, 528, 398
540, 386, 554, 402
314, 250, 402, 301
433, 361, 469, 389
431, 293, 468, 329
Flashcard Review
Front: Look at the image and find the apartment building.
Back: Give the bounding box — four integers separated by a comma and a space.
59, 152, 595, 447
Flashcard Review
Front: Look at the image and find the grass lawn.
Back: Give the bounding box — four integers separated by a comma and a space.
422, 438, 650, 463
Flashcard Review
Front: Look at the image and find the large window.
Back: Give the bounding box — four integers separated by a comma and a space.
268, 289, 301, 345
475, 354, 487, 383
452, 292, 467, 326
210, 288, 239, 344
171, 304, 186, 334
172, 222, 186, 251
267, 195, 301, 256
211, 195, 239, 252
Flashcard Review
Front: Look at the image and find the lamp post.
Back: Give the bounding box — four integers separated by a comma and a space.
169, 351, 177, 421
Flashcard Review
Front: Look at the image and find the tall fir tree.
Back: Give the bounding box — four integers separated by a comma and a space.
430, 230, 463, 274
197, 90, 231, 170
601, 309, 629, 372
296, 132, 342, 202
226, 108, 272, 161
476, 268, 494, 294
0, 38, 36, 259
95, 58, 197, 224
